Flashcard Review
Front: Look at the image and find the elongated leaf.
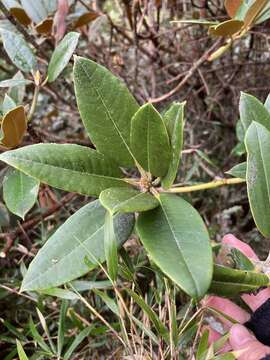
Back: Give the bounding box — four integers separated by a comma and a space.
1, 106, 27, 148
245, 122, 270, 237
71, 280, 111, 291
57, 300, 68, 357
39, 288, 78, 300
21, 0, 47, 23
104, 212, 118, 281
239, 92, 270, 133
196, 329, 209, 360
0, 29, 37, 73
3, 169, 39, 219
63, 326, 92, 360
2, 94, 16, 114
29, 316, 52, 355
0, 144, 128, 197
100, 187, 159, 214
209, 265, 269, 297
255, 2, 270, 23
16, 340, 29, 360
243, 0, 268, 28
48, 32, 80, 82
162, 102, 185, 189
226, 162, 246, 179
93, 289, 119, 315
74, 56, 139, 167
131, 103, 171, 177
137, 193, 213, 298
265, 92, 270, 112
209, 19, 243, 37
21, 200, 134, 291
0, 78, 31, 88
73, 11, 100, 28
126, 288, 169, 342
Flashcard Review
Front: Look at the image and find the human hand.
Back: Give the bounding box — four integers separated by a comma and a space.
204, 234, 270, 360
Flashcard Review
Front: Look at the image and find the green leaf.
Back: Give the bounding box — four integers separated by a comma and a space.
0, 29, 37, 73
8, 71, 27, 104
209, 265, 269, 297
20, 0, 48, 23
126, 288, 169, 342
2, 94, 16, 114
137, 193, 213, 298
265, 92, 270, 112
74, 56, 139, 167
100, 187, 159, 215
57, 300, 68, 357
229, 248, 255, 271
16, 340, 29, 360
21, 200, 134, 291
104, 212, 118, 281
162, 102, 185, 189
246, 122, 270, 237
131, 103, 171, 177
48, 32, 80, 82
3, 169, 39, 219
39, 288, 79, 300
93, 289, 119, 316
239, 92, 270, 133
226, 162, 246, 179
28, 316, 53, 355
63, 326, 92, 360
196, 329, 209, 360
0, 144, 128, 197
0, 78, 31, 88
71, 280, 111, 292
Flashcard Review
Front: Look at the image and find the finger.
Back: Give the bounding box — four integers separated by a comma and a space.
242, 288, 270, 312
222, 234, 258, 260
222, 234, 270, 311
204, 296, 250, 329
230, 324, 270, 360
201, 326, 232, 353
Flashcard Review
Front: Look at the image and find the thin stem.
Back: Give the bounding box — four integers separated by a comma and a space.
28, 85, 40, 122
165, 178, 245, 193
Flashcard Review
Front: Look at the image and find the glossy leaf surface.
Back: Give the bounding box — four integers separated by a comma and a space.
21, 200, 134, 291
209, 265, 269, 297
0, 144, 128, 196
137, 193, 213, 298
74, 56, 139, 167
131, 103, 171, 177
3, 169, 39, 219
162, 102, 185, 189
100, 187, 159, 215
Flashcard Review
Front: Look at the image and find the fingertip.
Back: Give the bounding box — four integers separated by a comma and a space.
222, 234, 258, 260
229, 324, 255, 349
242, 288, 270, 311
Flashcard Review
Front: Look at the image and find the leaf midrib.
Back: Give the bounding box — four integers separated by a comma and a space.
159, 201, 198, 296
78, 60, 136, 163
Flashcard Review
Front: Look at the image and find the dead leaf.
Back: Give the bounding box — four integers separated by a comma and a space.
35, 18, 53, 34
53, 0, 69, 43
10, 7, 31, 26
1, 106, 27, 148
209, 19, 244, 37
73, 11, 100, 29
224, 0, 242, 18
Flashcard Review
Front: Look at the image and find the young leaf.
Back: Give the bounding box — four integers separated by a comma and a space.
162, 102, 185, 189
16, 340, 29, 360
48, 32, 80, 82
104, 212, 118, 281
0, 78, 31, 88
226, 162, 246, 179
2, 94, 16, 114
0, 144, 128, 197
74, 56, 139, 167
3, 169, 39, 219
0, 29, 37, 73
245, 122, 270, 237
100, 187, 159, 215
0, 105, 27, 148
137, 193, 213, 299
131, 103, 171, 177
21, 200, 134, 291
239, 92, 270, 133
209, 265, 269, 297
